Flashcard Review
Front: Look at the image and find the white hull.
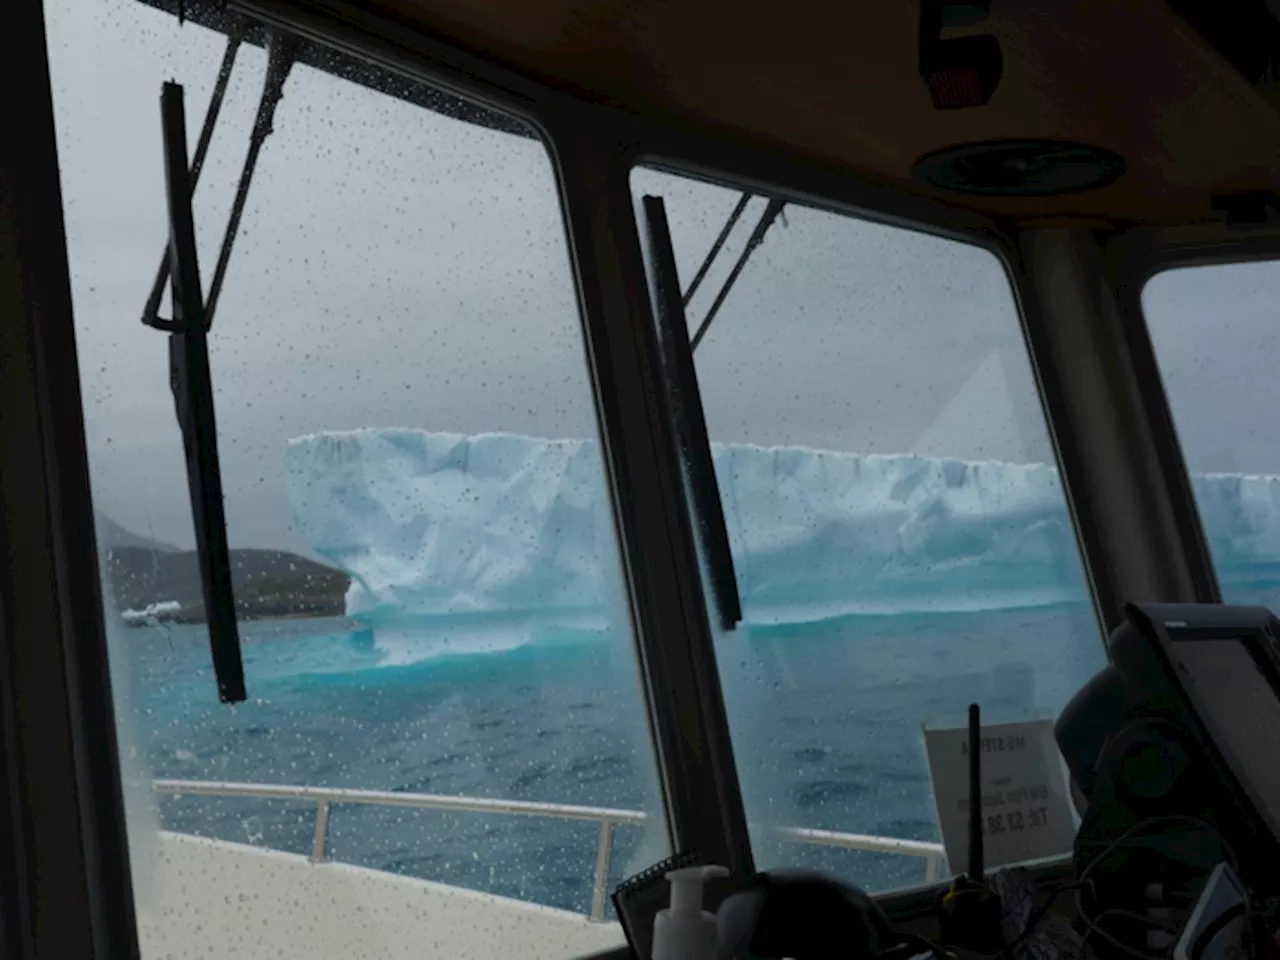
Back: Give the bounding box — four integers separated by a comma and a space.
137, 833, 625, 960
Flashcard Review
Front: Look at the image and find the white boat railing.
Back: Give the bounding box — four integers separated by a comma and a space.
152, 778, 948, 922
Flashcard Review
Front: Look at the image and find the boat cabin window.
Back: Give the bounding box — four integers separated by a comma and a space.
1144, 260, 1280, 608
36, 0, 1137, 949
631, 166, 1106, 889
46, 0, 666, 952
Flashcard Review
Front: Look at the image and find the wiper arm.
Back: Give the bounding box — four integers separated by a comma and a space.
205, 33, 294, 322
682, 192, 751, 308
690, 197, 784, 352
142, 20, 245, 327
642, 186, 784, 628
144, 27, 294, 331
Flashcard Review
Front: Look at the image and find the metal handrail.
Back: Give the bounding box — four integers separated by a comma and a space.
153, 778, 947, 921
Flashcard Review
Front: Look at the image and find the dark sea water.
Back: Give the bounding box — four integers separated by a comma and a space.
114, 603, 1111, 915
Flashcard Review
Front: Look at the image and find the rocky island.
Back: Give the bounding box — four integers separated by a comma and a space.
99, 515, 350, 624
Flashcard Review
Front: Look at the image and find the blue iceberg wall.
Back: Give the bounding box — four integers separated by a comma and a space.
284, 429, 1280, 625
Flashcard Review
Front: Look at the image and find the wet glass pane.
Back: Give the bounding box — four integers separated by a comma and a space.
632, 167, 1105, 891
46, 2, 666, 955
1145, 261, 1280, 608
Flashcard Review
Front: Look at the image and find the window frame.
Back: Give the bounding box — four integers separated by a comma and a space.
1112, 224, 1280, 606
2, 3, 140, 958
232, 0, 1055, 886
232, 0, 1121, 896
623, 159, 1118, 897
8, 0, 1250, 954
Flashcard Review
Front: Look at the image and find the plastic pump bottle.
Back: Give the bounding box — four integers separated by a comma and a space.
652, 865, 729, 960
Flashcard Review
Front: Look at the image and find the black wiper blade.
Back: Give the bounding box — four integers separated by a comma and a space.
143, 29, 295, 702
642, 194, 743, 631
159, 82, 245, 703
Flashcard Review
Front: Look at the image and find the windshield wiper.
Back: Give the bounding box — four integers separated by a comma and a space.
142, 30, 295, 703
154, 81, 244, 703
639, 188, 784, 629
643, 195, 743, 630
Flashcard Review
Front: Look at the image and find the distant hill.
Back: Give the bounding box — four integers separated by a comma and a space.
105, 545, 350, 624
94, 512, 180, 553
96, 514, 350, 623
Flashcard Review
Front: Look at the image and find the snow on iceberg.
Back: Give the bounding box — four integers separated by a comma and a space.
286, 429, 1076, 623
285, 431, 612, 621
1189, 472, 1280, 584
284, 429, 1280, 625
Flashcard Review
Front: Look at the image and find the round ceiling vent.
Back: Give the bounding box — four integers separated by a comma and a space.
912, 139, 1126, 196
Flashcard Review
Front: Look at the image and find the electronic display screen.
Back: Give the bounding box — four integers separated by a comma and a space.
1173, 636, 1280, 835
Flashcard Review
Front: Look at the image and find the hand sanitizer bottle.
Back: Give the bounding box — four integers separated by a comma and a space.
652, 866, 729, 960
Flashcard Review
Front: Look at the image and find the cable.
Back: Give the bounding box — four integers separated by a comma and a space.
1078, 908, 1172, 960
1078, 815, 1241, 888
1189, 903, 1247, 960
1070, 816, 1243, 960
1003, 820, 1217, 960
1001, 817, 1240, 960
1002, 882, 1081, 959
900, 931, 958, 960
1000, 884, 1183, 960
1106, 908, 1181, 932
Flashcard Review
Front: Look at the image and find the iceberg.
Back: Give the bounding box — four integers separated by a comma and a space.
285, 431, 611, 622
121, 599, 183, 626
1187, 472, 1280, 587
284, 429, 1280, 628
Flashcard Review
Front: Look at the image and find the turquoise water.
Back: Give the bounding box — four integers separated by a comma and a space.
119, 605, 1108, 914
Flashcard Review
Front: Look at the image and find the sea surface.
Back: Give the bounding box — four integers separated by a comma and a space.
113, 604, 1116, 915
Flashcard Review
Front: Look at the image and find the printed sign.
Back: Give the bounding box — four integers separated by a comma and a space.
923, 717, 1076, 873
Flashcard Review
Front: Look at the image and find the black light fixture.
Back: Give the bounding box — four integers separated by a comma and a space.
919, 0, 1003, 109
913, 139, 1126, 196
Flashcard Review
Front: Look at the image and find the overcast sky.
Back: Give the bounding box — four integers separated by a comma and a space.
43, 0, 1280, 557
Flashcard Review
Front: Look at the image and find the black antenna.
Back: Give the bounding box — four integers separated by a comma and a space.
968, 702, 984, 881
940, 701, 1002, 953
